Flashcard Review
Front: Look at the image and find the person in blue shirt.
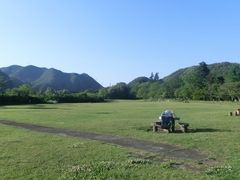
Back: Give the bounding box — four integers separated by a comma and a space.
159, 110, 175, 132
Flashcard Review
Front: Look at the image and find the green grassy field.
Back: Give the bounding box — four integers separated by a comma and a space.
0, 100, 240, 179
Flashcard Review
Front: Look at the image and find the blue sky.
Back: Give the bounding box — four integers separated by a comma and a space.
1, 0, 240, 86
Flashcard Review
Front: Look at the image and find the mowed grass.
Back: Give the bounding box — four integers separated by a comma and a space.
0, 100, 240, 179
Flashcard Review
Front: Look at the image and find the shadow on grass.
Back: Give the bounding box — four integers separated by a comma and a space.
0, 105, 61, 110
95, 112, 112, 115
188, 128, 232, 133
136, 126, 232, 133
136, 126, 153, 132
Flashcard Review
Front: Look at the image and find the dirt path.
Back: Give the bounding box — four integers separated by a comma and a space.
0, 119, 208, 161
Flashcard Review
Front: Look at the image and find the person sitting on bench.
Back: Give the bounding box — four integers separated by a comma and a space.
159, 110, 175, 132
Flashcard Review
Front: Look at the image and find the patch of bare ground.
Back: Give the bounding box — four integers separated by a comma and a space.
0, 119, 217, 171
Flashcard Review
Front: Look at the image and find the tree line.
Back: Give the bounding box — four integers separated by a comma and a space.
0, 85, 104, 105
99, 62, 240, 101
1, 62, 240, 105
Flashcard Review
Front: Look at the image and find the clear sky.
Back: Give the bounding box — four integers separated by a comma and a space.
1, 0, 240, 86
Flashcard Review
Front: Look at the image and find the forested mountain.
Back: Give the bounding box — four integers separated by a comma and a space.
1, 65, 103, 92
1, 62, 240, 101
127, 62, 240, 101
208, 62, 240, 82
162, 62, 240, 83
0, 70, 22, 90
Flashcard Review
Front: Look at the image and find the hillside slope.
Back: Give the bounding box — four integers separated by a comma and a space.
0, 70, 22, 90
1, 65, 103, 92
162, 62, 240, 84
128, 62, 240, 100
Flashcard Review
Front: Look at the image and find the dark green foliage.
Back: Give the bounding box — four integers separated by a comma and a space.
219, 82, 240, 101
97, 82, 139, 100
128, 77, 149, 87
128, 62, 240, 101
154, 73, 159, 81
149, 72, 154, 80
45, 90, 104, 103
40, 89, 104, 103
149, 72, 159, 81
198, 62, 210, 79
128, 73, 164, 99
177, 62, 210, 100
0, 95, 43, 105
208, 62, 240, 82
129, 81, 164, 100
0, 85, 104, 105
2, 62, 240, 102
106, 83, 134, 99
1, 85, 42, 105
5, 84, 34, 97
229, 65, 240, 82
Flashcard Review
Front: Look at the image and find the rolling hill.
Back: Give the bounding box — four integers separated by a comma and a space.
128, 62, 240, 88
162, 62, 240, 83
1, 65, 103, 92
128, 62, 240, 100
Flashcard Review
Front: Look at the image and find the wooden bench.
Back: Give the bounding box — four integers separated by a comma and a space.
177, 122, 189, 133
152, 121, 189, 133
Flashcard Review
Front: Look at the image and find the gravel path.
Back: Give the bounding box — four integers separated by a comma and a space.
0, 119, 207, 161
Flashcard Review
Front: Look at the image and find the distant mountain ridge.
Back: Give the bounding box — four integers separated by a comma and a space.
1, 62, 239, 94
0, 65, 103, 92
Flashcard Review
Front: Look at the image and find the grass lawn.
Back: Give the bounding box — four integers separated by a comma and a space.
0, 100, 240, 179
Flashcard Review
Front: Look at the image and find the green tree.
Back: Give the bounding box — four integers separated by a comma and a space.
135, 82, 149, 99
44, 88, 57, 101
207, 75, 225, 100
147, 82, 163, 99
154, 73, 159, 81
198, 61, 210, 79
5, 84, 34, 97
107, 83, 133, 99
180, 62, 210, 100
149, 72, 154, 80
98, 88, 108, 98
220, 82, 240, 101
229, 66, 240, 82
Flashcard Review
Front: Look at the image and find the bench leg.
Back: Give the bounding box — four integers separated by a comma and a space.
153, 124, 158, 132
